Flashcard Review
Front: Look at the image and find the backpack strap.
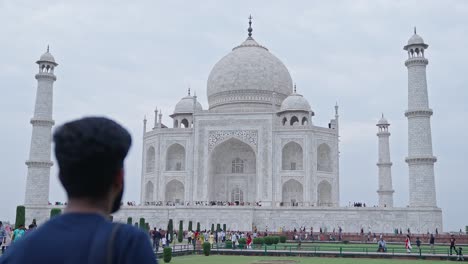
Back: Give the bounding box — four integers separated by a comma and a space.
88, 222, 122, 264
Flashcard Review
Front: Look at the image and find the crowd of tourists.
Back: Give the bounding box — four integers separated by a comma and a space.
142, 201, 264, 207
0, 220, 38, 254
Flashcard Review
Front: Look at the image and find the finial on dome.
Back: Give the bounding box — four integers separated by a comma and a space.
414, 27, 417, 34
47, 45, 50, 53
248, 15, 253, 38
381, 113, 384, 118
188, 87, 191, 96
293, 83, 297, 93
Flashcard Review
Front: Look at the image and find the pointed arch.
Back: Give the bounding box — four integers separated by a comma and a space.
146, 146, 155, 173
166, 143, 185, 171
181, 118, 189, 128
282, 179, 303, 206
302, 116, 308, 125
282, 141, 303, 170
317, 143, 332, 172
317, 180, 332, 206
145, 181, 154, 202
165, 180, 184, 204
282, 117, 287, 126
290, 116, 299, 126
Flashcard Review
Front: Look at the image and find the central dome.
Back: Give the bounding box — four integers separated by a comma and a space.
207, 36, 293, 112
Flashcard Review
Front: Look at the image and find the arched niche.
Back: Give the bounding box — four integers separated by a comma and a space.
145, 181, 154, 202
146, 146, 155, 173
166, 143, 185, 171
165, 180, 184, 204
317, 143, 332, 172
282, 141, 303, 170
282, 179, 303, 206
317, 180, 332, 206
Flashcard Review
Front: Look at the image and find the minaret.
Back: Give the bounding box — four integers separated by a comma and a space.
376, 114, 394, 207
153, 107, 158, 129
404, 28, 437, 207
25, 47, 58, 205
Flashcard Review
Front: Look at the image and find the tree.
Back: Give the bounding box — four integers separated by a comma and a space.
178, 220, 184, 243
223, 224, 227, 232
211, 223, 214, 232
15, 206, 25, 228
167, 219, 174, 243
196, 222, 200, 232
188, 221, 193, 231
216, 224, 221, 232
163, 247, 172, 263
50, 208, 62, 218
127, 217, 132, 225
139, 218, 146, 231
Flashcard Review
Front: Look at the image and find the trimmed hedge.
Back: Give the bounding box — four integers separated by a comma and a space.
188, 221, 193, 231
238, 238, 246, 246
253, 237, 264, 245
202, 242, 211, 256
223, 224, 226, 232
15, 206, 25, 228
279, 235, 287, 243
211, 223, 214, 232
216, 224, 221, 232
272, 236, 280, 244
163, 247, 172, 263
264, 236, 273, 245
178, 220, 184, 243
127, 217, 132, 225
196, 222, 200, 232
139, 218, 146, 231
167, 219, 174, 243
50, 208, 61, 218
225, 241, 232, 248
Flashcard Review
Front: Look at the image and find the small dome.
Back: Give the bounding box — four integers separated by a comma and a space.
280, 93, 311, 112
38, 51, 56, 64
174, 96, 203, 114
407, 33, 425, 46
377, 115, 389, 126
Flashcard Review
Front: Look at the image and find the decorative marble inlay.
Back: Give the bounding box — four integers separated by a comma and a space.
208, 130, 258, 152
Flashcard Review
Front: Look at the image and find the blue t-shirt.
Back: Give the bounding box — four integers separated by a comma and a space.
0, 213, 157, 264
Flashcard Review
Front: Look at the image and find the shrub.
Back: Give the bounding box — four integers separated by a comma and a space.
342, 240, 350, 244
216, 224, 221, 232
225, 241, 232, 249
127, 217, 132, 225
253, 237, 264, 245
15, 206, 25, 228
223, 224, 226, 232
238, 238, 246, 246
272, 236, 280, 244
196, 222, 200, 232
211, 223, 214, 232
188, 221, 193, 231
178, 220, 184, 243
139, 218, 146, 230
202, 242, 211, 256
49, 208, 61, 218
163, 247, 172, 263
167, 219, 174, 242
279, 236, 287, 243
264, 236, 273, 245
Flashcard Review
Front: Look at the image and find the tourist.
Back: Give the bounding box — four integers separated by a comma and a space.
416, 237, 421, 252
0, 117, 157, 263
429, 233, 435, 254
0, 222, 5, 253
450, 234, 456, 255
377, 237, 387, 252
208, 232, 214, 248
1, 226, 12, 254
405, 235, 412, 253
456, 247, 464, 261
246, 234, 252, 249
152, 228, 162, 252
11, 225, 25, 243
231, 232, 238, 249
187, 230, 193, 245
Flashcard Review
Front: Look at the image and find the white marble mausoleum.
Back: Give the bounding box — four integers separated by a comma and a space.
23, 20, 443, 233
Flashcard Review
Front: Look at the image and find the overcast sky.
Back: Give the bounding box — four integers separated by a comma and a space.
1, 0, 467, 231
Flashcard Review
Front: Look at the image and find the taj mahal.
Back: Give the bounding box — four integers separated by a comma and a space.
23, 18, 442, 233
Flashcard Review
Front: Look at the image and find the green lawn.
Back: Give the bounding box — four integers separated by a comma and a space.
166, 255, 449, 264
